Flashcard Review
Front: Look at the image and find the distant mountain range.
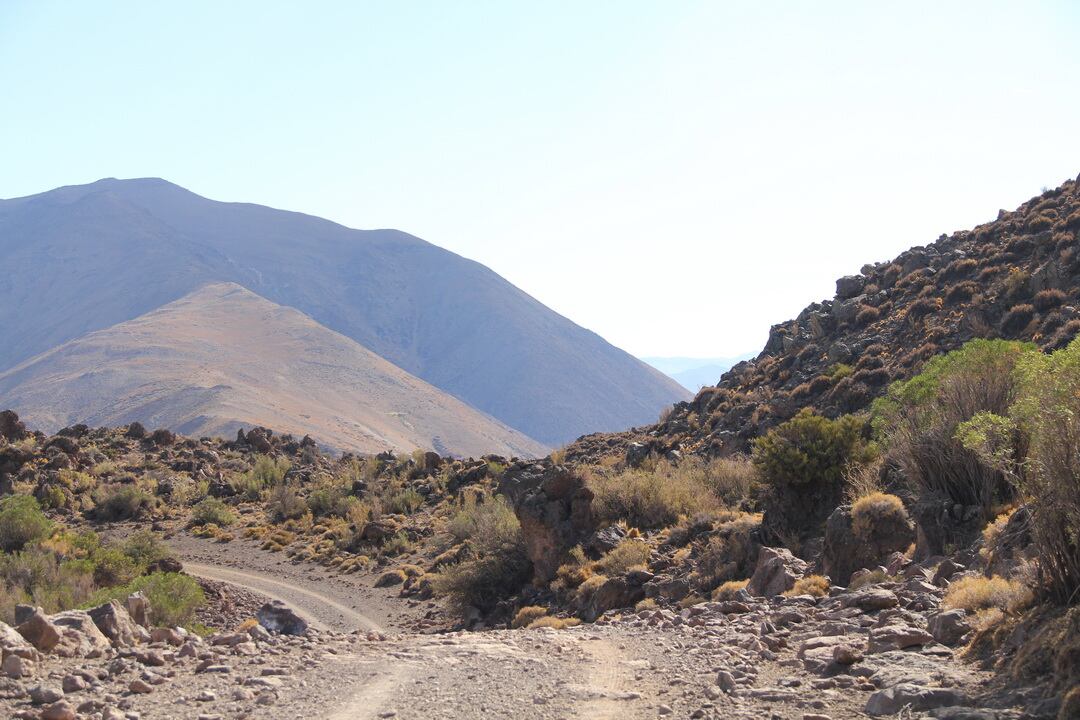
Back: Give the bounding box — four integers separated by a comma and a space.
642, 355, 754, 391
0, 178, 689, 454
0, 283, 547, 457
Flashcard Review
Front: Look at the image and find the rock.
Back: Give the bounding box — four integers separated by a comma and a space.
841, 589, 899, 611
88, 601, 143, 647
61, 675, 86, 693
360, 519, 399, 544
2, 654, 31, 678
134, 649, 165, 666
145, 557, 183, 574
40, 700, 76, 720
125, 593, 152, 627
579, 577, 644, 621
128, 678, 153, 694
746, 547, 808, 597
823, 504, 914, 586
50, 610, 112, 657
868, 624, 934, 653
29, 684, 64, 705
125, 422, 146, 439
149, 627, 183, 646
499, 463, 596, 582
928, 609, 972, 646
836, 275, 866, 299
16, 609, 62, 653
256, 600, 308, 636
0, 410, 27, 441
832, 644, 863, 665
865, 683, 968, 716
0, 621, 36, 659
716, 671, 737, 693
148, 428, 176, 446
101, 707, 125, 720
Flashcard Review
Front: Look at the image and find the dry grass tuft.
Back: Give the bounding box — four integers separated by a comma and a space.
711, 579, 749, 600
785, 574, 830, 598
851, 492, 909, 540
943, 575, 1033, 614
511, 605, 549, 628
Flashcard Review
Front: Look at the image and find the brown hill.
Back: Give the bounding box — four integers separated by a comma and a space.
569, 172, 1080, 461
0, 282, 548, 458
0, 178, 690, 446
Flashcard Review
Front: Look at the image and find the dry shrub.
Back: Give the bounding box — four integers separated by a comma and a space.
848, 569, 894, 591
785, 574, 829, 597
1034, 288, 1067, 312
694, 513, 760, 589
711, 579, 749, 600
511, 605, 548, 628
843, 459, 884, 503
1001, 304, 1036, 336
587, 458, 722, 529
594, 539, 650, 577
851, 492, 909, 541
946, 281, 979, 305
526, 616, 581, 630
943, 575, 1033, 613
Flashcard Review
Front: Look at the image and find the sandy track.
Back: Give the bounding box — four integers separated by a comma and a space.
184, 562, 384, 633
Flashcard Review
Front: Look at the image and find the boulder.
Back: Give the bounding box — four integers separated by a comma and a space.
841, 588, 899, 611
50, 611, 111, 657
927, 609, 971, 646
88, 600, 143, 647
865, 683, 967, 716
746, 547, 807, 597
16, 609, 62, 653
499, 463, 596, 582
579, 577, 644, 621
868, 624, 934, 653
823, 504, 915, 586
125, 592, 152, 628
836, 275, 866, 300
0, 620, 36, 660
0, 410, 27, 442
256, 600, 307, 635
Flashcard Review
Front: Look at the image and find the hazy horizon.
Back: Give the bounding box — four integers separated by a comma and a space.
3, 1, 1079, 357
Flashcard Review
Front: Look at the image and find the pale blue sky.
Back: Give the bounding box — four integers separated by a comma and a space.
3, 2, 1079, 357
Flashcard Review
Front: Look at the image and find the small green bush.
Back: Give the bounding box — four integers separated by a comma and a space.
94, 485, 154, 521
190, 498, 235, 527
120, 530, 170, 570
753, 408, 871, 491
0, 495, 52, 552
89, 547, 139, 587
383, 488, 424, 515
86, 572, 204, 627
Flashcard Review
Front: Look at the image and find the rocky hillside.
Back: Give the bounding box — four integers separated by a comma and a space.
571, 172, 1080, 461
0, 178, 689, 446
0, 283, 547, 458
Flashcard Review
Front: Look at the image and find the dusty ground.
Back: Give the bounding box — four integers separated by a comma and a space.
3, 531, 1035, 720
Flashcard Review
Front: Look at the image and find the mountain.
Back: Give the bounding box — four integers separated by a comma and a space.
571, 172, 1080, 461
0, 282, 548, 458
0, 178, 689, 446
641, 355, 755, 391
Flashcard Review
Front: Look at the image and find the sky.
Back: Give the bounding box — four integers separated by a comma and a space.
2, 2, 1079, 358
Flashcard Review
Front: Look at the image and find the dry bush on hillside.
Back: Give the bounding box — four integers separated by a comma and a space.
587, 458, 724, 529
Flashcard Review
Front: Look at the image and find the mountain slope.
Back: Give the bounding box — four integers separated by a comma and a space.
0, 282, 548, 458
570, 172, 1080, 461
0, 178, 690, 446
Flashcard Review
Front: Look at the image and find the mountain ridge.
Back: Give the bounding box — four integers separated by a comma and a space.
0, 178, 690, 445
0, 281, 548, 458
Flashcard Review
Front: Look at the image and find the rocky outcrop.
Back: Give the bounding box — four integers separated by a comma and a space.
16, 608, 62, 653
746, 547, 807, 597
823, 504, 915, 585
88, 600, 145, 647
256, 601, 307, 635
500, 463, 596, 582
0, 410, 27, 442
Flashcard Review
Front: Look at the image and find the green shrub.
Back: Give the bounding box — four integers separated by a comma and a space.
94, 485, 154, 520
120, 530, 170, 570
190, 498, 235, 527
89, 547, 139, 587
267, 482, 307, 522
0, 495, 52, 552
306, 477, 354, 518
873, 339, 1032, 522
86, 572, 204, 627
753, 409, 871, 490
383, 488, 423, 515
248, 454, 290, 486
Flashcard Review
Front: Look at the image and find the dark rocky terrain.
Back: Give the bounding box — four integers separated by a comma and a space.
568, 173, 1080, 462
